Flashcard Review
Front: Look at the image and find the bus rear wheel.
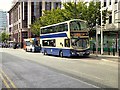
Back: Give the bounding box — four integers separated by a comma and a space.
44, 50, 47, 55
59, 51, 63, 58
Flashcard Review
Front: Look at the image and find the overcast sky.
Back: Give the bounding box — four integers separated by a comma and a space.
0, 0, 12, 11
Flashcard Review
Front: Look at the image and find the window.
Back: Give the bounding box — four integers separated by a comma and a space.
26, 41, 32, 46
22, 32, 28, 38
70, 21, 87, 31
114, 10, 120, 23
41, 23, 68, 34
65, 39, 70, 47
54, 25, 59, 32
109, 0, 111, 5
109, 15, 112, 24
104, 0, 106, 7
48, 26, 54, 33
41, 28, 47, 34
55, 23, 68, 32
42, 39, 56, 47
54, 2, 61, 9
19, 23, 20, 29
39, 2, 42, 17
71, 38, 89, 49
45, 2, 51, 10
9, 27, 11, 33
70, 21, 80, 31
115, 0, 117, 4
59, 24, 64, 32
64, 24, 68, 31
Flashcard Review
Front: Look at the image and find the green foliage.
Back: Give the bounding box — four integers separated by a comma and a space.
30, 1, 109, 35
86, 1, 101, 29
0, 32, 9, 42
30, 8, 67, 36
102, 9, 111, 24
41, 8, 66, 26
30, 18, 41, 36
63, 2, 88, 20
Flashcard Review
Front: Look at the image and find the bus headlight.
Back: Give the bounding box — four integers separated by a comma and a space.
71, 51, 75, 55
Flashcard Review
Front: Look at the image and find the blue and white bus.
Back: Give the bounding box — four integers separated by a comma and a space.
40, 19, 90, 57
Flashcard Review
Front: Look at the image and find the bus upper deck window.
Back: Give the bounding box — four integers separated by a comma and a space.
70, 21, 80, 31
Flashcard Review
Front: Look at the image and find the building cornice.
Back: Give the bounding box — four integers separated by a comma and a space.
8, 2, 20, 13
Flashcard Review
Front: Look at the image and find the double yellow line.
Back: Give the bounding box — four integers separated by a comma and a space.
0, 68, 17, 89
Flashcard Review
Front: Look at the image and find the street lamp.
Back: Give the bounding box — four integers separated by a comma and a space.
96, 24, 100, 56
101, 0, 103, 55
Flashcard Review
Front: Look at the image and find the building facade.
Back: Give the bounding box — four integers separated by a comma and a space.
0, 10, 7, 33
8, 0, 61, 47
100, 0, 120, 53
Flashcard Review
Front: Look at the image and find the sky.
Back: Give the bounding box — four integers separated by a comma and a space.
0, 0, 12, 11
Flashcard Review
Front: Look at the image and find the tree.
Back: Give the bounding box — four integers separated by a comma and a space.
63, 2, 88, 20
0, 32, 9, 42
30, 1, 109, 35
30, 8, 67, 36
86, 1, 101, 29
30, 18, 41, 36
102, 9, 111, 25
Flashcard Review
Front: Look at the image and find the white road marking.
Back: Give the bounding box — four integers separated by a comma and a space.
101, 59, 118, 63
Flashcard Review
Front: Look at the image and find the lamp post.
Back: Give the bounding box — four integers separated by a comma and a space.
101, 0, 103, 55
96, 25, 98, 56
95, 0, 98, 56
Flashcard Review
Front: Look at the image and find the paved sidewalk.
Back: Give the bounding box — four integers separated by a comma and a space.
2, 48, 120, 62
91, 54, 119, 62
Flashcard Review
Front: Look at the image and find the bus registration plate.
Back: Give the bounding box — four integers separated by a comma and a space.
77, 52, 83, 56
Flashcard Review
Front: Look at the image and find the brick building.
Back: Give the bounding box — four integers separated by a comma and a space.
8, 0, 61, 47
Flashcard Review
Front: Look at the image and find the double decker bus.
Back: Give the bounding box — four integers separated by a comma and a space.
40, 19, 90, 57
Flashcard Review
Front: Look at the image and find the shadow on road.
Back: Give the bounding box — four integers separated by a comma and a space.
44, 54, 102, 61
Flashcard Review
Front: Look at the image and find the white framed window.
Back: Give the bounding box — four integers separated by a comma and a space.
115, 0, 118, 4
114, 10, 120, 23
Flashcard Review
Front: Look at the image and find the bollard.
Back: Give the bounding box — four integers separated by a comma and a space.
99, 48, 101, 54
93, 43, 95, 54
113, 48, 115, 56
108, 48, 110, 55
93, 48, 94, 54
119, 48, 120, 56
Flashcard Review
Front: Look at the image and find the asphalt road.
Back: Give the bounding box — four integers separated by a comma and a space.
0, 48, 119, 89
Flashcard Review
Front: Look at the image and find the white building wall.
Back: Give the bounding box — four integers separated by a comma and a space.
101, 0, 120, 30
28, 2, 31, 29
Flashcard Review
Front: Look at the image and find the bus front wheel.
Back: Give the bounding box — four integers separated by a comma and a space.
26, 48, 27, 52
59, 51, 63, 58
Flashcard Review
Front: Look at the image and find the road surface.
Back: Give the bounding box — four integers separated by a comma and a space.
0, 48, 118, 89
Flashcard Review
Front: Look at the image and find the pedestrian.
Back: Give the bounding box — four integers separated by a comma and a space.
112, 42, 116, 56
107, 41, 110, 55
119, 45, 120, 57
93, 42, 96, 54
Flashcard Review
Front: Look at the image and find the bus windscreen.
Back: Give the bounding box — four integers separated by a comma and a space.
70, 21, 88, 31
